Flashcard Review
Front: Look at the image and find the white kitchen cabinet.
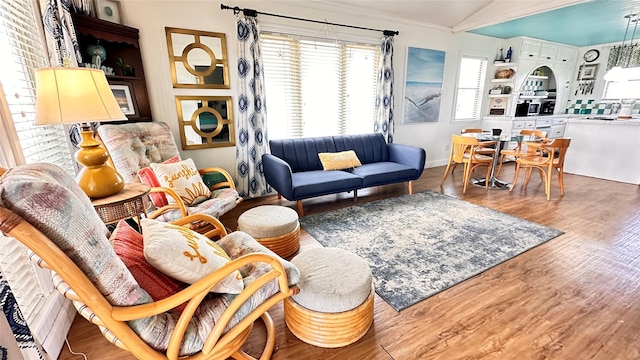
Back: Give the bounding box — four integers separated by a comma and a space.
520, 38, 541, 58
539, 42, 558, 61
556, 46, 577, 64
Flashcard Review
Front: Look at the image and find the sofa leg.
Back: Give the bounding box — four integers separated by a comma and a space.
296, 200, 304, 217
408, 181, 413, 195
354, 189, 358, 201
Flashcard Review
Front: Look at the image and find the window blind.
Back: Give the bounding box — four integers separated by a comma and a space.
0, 0, 76, 355
261, 33, 379, 139
454, 55, 488, 121
0, 0, 74, 173
603, 80, 640, 100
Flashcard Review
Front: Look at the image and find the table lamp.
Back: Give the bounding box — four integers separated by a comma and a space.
34, 67, 127, 198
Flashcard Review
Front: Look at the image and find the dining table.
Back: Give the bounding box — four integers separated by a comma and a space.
470, 133, 533, 190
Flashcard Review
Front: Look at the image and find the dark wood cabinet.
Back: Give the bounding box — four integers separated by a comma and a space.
71, 13, 152, 122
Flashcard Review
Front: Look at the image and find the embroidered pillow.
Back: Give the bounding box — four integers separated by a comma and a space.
318, 150, 362, 171
138, 155, 180, 208
150, 158, 211, 206
141, 218, 244, 294
111, 220, 188, 312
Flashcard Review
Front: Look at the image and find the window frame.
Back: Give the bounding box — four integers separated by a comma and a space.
452, 52, 488, 123
259, 25, 381, 140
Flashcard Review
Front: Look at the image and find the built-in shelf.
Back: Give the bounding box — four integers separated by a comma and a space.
488, 94, 511, 98
490, 78, 514, 83
527, 75, 549, 79
493, 62, 517, 67
519, 95, 548, 99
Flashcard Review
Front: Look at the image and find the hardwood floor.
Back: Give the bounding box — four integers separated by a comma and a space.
58, 163, 640, 359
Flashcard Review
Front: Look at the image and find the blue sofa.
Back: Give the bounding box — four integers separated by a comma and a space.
262, 133, 426, 215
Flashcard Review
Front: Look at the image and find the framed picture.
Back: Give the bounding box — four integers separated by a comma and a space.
95, 0, 121, 24
109, 82, 138, 118
403, 47, 446, 124
577, 64, 598, 80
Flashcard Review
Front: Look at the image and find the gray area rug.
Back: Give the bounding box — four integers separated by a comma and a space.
299, 190, 563, 311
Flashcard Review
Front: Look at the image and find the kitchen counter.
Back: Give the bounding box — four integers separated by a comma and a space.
563, 116, 640, 184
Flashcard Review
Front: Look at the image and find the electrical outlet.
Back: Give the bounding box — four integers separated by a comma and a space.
444, 144, 450, 151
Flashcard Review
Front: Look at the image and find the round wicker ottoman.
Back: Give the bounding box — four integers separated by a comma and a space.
237, 205, 300, 258
284, 247, 374, 348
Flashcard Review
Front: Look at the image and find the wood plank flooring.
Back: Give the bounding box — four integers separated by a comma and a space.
58, 163, 640, 359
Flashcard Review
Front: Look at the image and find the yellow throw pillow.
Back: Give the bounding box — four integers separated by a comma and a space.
150, 158, 211, 205
318, 150, 362, 171
141, 218, 244, 294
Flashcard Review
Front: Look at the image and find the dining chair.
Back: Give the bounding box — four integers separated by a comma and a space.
450, 128, 495, 175
441, 134, 497, 193
509, 138, 571, 200
0, 163, 300, 360
495, 129, 548, 176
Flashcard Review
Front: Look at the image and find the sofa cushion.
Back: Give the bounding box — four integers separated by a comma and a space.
351, 162, 421, 187
97, 122, 180, 182
137, 155, 180, 208
111, 220, 188, 313
292, 170, 362, 199
269, 134, 390, 173
318, 150, 362, 171
141, 218, 244, 294
151, 158, 211, 206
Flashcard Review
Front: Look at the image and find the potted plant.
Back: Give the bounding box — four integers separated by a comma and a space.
115, 57, 134, 77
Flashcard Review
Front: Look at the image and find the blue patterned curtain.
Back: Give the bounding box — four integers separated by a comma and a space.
0, 273, 44, 360
42, 0, 87, 146
235, 14, 271, 198
374, 35, 395, 143
41, 0, 82, 67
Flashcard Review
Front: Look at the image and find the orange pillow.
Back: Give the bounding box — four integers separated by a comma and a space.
111, 220, 188, 313
137, 156, 180, 208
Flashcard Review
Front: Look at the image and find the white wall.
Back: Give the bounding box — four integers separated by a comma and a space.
121, 1, 502, 171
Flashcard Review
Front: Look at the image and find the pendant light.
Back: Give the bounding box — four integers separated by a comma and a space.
604, 14, 640, 82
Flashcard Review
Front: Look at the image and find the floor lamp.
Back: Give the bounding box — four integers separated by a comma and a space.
34, 67, 126, 198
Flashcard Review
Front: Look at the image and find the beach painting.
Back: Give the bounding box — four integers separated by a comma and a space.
403, 47, 445, 123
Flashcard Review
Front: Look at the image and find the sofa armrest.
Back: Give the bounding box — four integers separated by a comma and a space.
262, 154, 294, 200
388, 143, 426, 172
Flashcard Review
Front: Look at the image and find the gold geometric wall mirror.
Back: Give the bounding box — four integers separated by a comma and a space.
165, 27, 230, 88
176, 96, 235, 149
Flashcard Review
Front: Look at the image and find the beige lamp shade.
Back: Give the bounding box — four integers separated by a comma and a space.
34, 67, 127, 198
35, 67, 126, 124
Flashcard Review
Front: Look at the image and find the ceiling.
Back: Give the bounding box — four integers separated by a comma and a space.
307, 0, 640, 47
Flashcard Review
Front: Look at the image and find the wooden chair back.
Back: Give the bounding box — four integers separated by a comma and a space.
451, 134, 479, 163
461, 128, 484, 134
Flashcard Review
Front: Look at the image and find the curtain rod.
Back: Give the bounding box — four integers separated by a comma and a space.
220, 4, 399, 36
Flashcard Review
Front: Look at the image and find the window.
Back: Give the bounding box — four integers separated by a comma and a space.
0, 0, 74, 172
454, 55, 488, 121
0, 0, 75, 354
602, 80, 640, 100
261, 33, 379, 139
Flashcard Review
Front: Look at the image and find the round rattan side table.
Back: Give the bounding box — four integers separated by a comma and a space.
91, 183, 150, 226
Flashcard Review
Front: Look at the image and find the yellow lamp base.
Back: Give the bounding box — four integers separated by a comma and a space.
75, 128, 124, 198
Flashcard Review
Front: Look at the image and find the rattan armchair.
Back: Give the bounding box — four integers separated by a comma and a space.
96, 121, 242, 225
0, 163, 299, 360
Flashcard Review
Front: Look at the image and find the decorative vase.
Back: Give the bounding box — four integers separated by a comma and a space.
87, 41, 106, 68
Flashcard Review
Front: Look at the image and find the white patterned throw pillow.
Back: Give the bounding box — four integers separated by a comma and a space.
150, 158, 211, 205
141, 218, 244, 294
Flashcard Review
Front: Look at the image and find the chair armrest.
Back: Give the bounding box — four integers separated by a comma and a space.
111, 252, 298, 359
147, 187, 188, 219
388, 143, 426, 171
198, 167, 236, 191
171, 213, 228, 239
262, 154, 294, 199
